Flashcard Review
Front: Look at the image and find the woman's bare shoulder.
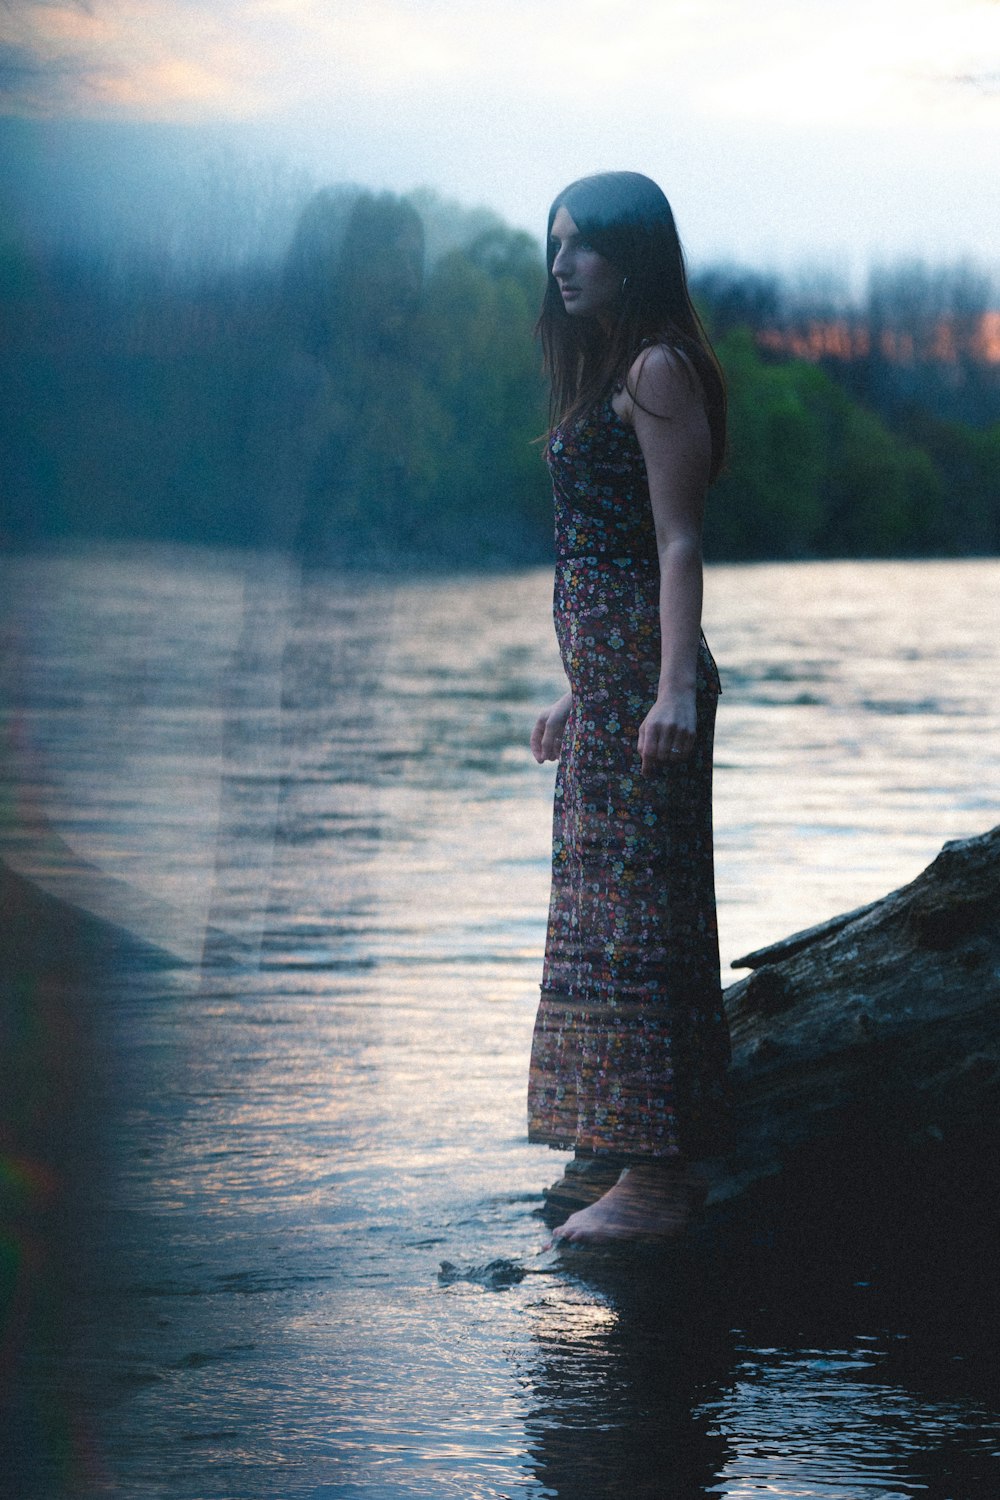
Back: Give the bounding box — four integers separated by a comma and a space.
618, 341, 705, 422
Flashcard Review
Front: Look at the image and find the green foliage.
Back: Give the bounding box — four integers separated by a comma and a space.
1, 189, 996, 565
416, 236, 549, 545
706, 331, 968, 561
708, 332, 827, 558
891, 410, 1000, 554
294, 196, 550, 564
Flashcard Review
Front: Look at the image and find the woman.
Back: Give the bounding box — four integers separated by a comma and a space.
528, 172, 731, 1245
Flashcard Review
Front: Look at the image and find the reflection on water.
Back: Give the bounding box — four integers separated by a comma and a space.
2, 544, 999, 1498
523, 1273, 734, 1499
705, 1347, 1000, 1499
706, 559, 999, 960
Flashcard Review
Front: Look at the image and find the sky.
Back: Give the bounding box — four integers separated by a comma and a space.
2, 0, 999, 277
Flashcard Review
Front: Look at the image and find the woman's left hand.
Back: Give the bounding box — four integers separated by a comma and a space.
637, 689, 696, 774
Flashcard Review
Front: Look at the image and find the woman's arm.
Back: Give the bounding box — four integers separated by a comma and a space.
531, 690, 573, 764
615, 344, 712, 774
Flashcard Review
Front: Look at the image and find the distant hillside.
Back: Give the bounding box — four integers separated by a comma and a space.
2, 173, 998, 564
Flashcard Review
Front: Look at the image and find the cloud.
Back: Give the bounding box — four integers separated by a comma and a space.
2, 0, 997, 128
0, 0, 265, 118
951, 68, 1000, 92
0, 0, 485, 120
0, 35, 102, 114
2, 0, 997, 271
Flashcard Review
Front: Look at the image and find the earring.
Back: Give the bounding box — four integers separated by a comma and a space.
621, 275, 629, 296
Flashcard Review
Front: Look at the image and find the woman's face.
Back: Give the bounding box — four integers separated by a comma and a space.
549, 205, 621, 324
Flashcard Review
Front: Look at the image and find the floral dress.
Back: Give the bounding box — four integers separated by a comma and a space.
527, 394, 731, 1161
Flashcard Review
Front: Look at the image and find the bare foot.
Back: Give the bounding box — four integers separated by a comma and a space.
549, 1162, 703, 1246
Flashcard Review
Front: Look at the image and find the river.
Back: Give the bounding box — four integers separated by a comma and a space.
2, 544, 999, 1498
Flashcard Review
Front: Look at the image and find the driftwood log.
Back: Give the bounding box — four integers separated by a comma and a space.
712, 823, 1000, 1203
547, 826, 1000, 1237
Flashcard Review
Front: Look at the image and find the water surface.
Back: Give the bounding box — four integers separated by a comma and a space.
2, 546, 999, 1498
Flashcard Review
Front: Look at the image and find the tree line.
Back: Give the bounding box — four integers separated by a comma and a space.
2, 187, 998, 565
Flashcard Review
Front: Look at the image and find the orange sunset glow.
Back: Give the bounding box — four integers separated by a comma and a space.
758, 311, 1000, 366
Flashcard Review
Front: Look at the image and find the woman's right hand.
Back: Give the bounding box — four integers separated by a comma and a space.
531, 691, 573, 764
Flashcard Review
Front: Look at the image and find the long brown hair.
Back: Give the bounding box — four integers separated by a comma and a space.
536, 171, 727, 481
